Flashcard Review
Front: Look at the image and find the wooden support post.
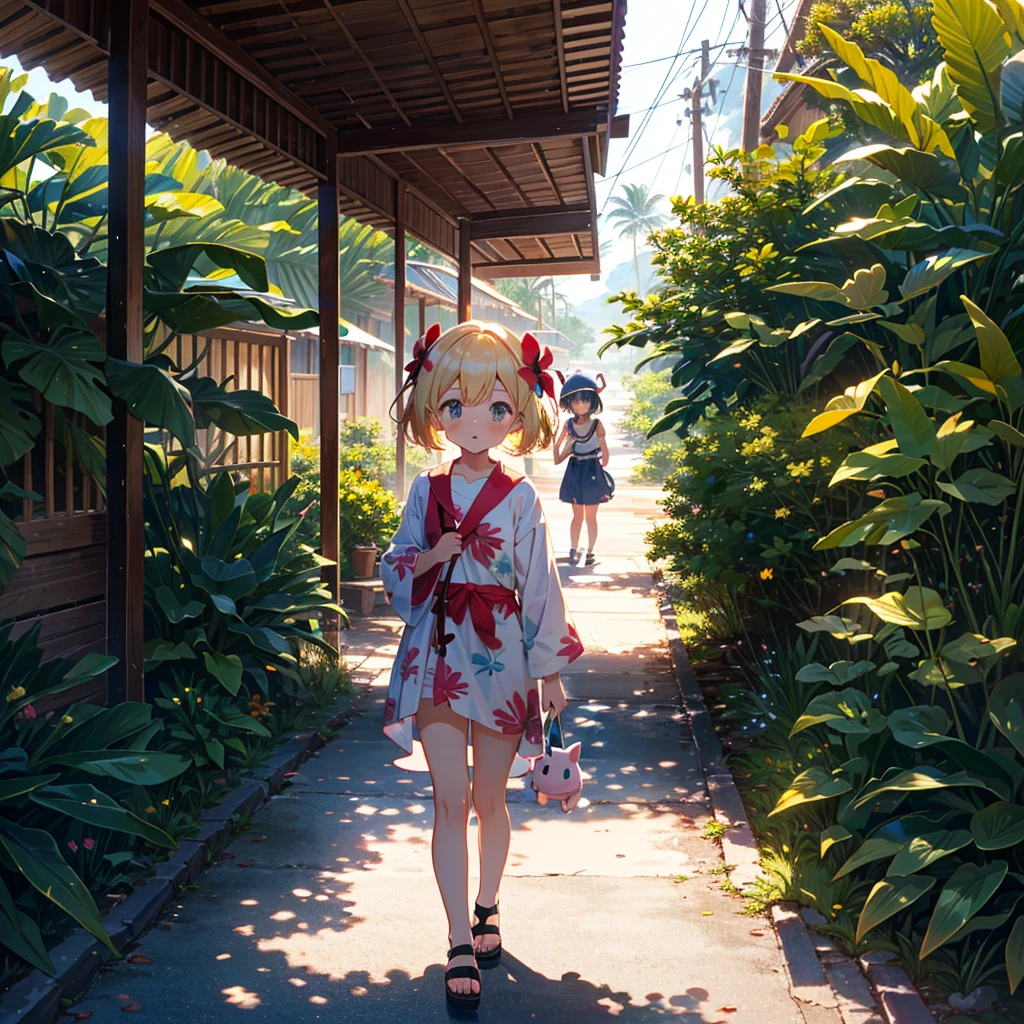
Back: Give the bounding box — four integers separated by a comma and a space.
394, 179, 407, 499
106, 0, 148, 705
277, 335, 290, 488
318, 132, 341, 645
418, 295, 426, 338
458, 219, 472, 322
690, 40, 710, 205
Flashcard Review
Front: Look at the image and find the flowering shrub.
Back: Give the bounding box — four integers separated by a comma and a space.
647, 397, 864, 631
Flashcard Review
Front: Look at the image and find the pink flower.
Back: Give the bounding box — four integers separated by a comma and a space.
383, 697, 397, 726
67, 840, 78, 853
401, 647, 420, 681
493, 691, 528, 735
433, 660, 468, 706
525, 689, 542, 745
14, 704, 36, 723
467, 522, 502, 567
557, 623, 584, 662
83, 838, 95, 851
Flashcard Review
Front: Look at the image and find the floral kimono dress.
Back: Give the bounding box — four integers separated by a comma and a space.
380, 459, 584, 772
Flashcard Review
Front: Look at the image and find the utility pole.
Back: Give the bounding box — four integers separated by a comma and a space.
681, 39, 716, 204
742, 0, 768, 152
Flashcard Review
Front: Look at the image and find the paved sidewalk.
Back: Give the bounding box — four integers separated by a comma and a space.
72, 400, 801, 1022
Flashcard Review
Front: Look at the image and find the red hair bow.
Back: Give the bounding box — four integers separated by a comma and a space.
517, 332, 555, 400
404, 322, 441, 384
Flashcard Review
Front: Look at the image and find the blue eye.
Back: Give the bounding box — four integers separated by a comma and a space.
442, 399, 462, 419
563, 768, 571, 780
491, 402, 512, 422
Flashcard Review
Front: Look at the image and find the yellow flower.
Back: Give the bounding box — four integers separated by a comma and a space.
739, 412, 762, 430
749, 477, 767, 493
832, 903, 843, 910
786, 459, 814, 479
184, 687, 190, 693
145, 805, 157, 814
61, 715, 73, 724
774, 507, 791, 520
760, 568, 774, 581
172, 697, 181, 705
161, 798, 170, 806
6, 686, 25, 703
819, 456, 831, 467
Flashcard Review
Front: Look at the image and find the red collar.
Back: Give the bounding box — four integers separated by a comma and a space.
411, 460, 525, 607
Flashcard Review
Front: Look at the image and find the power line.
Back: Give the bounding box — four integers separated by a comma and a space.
622, 39, 746, 70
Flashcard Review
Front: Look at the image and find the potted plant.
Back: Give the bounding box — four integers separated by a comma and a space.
338, 469, 400, 579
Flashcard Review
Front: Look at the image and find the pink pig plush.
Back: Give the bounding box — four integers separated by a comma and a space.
530, 741, 583, 812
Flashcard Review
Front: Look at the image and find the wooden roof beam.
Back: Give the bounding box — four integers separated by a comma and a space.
469, 0, 514, 118
395, 0, 463, 122
151, 0, 330, 135
553, 0, 569, 112
473, 256, 600, 278
336, 108, 605, 156
470, 203, 592, 240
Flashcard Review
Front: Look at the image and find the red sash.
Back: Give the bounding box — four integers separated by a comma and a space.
446, 583, 520, 651
410, 460, 524, 609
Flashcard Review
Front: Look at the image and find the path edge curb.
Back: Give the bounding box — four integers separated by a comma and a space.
0, 689, 366, 1024
659, 600, 762, 889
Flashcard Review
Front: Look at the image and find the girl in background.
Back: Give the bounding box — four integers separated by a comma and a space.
380, 323, 583, 1012
553, 372, 614, 565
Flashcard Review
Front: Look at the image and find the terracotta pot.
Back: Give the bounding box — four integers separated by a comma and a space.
351, 545, 378, 579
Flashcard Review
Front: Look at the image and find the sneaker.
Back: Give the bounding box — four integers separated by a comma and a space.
568, 548, 581, 565
584, 551, 596, 566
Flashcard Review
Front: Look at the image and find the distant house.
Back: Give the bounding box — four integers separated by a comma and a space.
760, 0, 824, 145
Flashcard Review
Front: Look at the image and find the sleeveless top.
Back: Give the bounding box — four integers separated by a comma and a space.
567, 418, 601, 458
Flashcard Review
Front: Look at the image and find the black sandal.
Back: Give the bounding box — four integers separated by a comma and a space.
472, 902, 502, 961
445, 943, 481, 1011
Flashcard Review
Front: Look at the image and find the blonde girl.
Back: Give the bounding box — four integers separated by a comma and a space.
380, 321, 583, 1011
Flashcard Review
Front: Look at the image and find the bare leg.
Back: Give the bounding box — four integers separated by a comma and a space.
570, 502, 584, 550
470, 719, 522, 954
584, 503, 599, 552
416, 697, 478, 997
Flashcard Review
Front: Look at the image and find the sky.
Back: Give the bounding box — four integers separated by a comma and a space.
4, 0, 798, 307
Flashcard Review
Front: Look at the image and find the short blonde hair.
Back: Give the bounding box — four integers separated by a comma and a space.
398, 321, 555, 454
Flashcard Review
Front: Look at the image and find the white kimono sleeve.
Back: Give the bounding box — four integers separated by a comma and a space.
513, 486, 583, 678
380, 474, 433, 628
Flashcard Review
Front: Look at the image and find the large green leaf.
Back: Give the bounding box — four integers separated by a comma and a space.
899, 249, 993, 302
0, 497, 26, 588
989, 674, 1024, 755
146, 242, 268, 292
885, 829, 973, 876
0, 115, 92, 179
154, 585, 203, 624
769, 767, 852, 816
790, 687, 886, 738
203, 651, 243, 696
0, 379, 40, 465
888, 705, 952, 748
830, 444, 926, 485
1009, 915, 1024, 994
877, 378, 936, 457
0, 820, 118, 956
844, 586, 952, 631
850, 766, 992, 810
198, 555, 258, 600
834, 833, 909, 880
202, 703, 271, 737
936, 467, 1018, 505
0, 877, 53, 975
105, 357, 196, 448
2, 323, 111, 425
932, 0, 1011, 135
803, 370, 888, 436
921, 860, 1008, 958
29, 784, 177, 849
186, 376, 299, 440
856, 875, 936, 943
48, 750, 191, 785
961, 295, 1023, 382
971, 801, 1024, 849
834, 144, 966, 199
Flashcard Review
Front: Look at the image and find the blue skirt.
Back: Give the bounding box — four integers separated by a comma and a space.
559, 456, 615, 505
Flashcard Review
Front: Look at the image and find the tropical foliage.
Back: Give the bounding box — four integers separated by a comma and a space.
610, 0, 1024, 997
604, 183, 670, 293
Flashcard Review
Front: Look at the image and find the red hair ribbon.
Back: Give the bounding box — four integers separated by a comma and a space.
404, 322, 441, 386
517, 332, 555, 400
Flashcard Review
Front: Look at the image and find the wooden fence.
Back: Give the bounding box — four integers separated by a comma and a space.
168, 326, 291, 491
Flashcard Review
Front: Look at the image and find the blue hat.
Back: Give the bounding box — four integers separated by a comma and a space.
559, 372, 598, 400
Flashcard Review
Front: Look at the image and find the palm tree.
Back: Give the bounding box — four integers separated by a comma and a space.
604, 183, 669, 293
490, 276, 566, 327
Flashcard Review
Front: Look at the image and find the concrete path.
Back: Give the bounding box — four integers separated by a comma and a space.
73, 397, 801, 1022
